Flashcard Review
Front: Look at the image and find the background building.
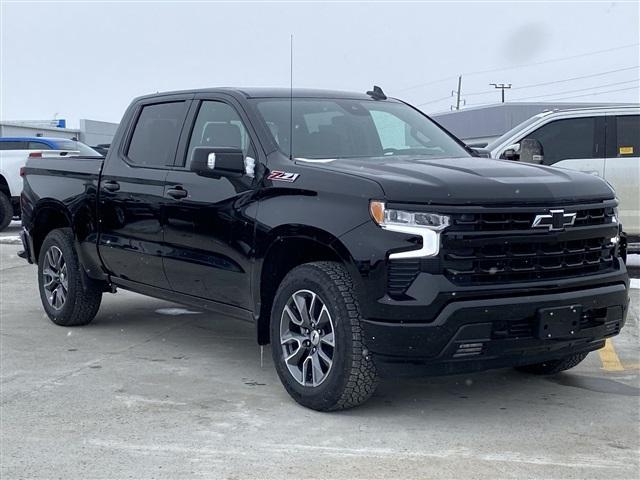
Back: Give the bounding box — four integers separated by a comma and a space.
0, 119, 118, 146
431, 102, 636, 146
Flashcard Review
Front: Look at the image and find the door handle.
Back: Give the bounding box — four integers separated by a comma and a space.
166, 187, 188, 199
102, 180, 120, 192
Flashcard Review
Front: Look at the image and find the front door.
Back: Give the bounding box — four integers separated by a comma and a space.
519, 116, 605, 177
98, 99, 190, 288
162, 98, 259, 308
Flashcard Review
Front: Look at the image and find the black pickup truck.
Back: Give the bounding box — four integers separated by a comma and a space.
20, 87, 629, 410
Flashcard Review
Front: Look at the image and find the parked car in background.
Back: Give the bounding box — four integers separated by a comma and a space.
0, 137, 100, 231
485, 106, 640, 251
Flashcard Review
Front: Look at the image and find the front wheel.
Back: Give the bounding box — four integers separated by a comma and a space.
515, 352, 588, 375
270, 261, 378, 411
38, 228, 102, 326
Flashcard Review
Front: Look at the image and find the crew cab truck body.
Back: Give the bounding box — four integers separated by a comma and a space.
20, 88, 630, 410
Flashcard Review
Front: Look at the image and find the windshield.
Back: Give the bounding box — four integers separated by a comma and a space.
55, 140, 101, 156
252, 98, 470, 160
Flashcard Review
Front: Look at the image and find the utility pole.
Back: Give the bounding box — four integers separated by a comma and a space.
490, 83, 512, 103
452, 75, 462, 110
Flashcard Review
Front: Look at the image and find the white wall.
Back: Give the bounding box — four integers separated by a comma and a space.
0, 123, 80, 139
79, 119, 119, 146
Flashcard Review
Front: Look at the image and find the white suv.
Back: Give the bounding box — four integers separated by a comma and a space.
486, 106, 640, 247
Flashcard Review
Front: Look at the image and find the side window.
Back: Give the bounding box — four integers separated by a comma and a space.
186, 101, 252, 165
615, 115, 639, 157
523, 117, 596, 165
0, 141, 27, 150
127, 101, 187, 167
28, 142, 52, 150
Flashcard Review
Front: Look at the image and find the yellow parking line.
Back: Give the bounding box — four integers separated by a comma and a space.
598, 339, 625, 371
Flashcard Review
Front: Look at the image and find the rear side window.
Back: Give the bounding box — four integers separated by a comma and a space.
0, 141, 28, 150
522, 117, 596, 165
28, 142, 52, 150
127, 102, 188, 167
615, 115, 639, 157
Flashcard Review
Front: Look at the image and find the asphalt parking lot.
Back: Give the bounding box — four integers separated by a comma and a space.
1, 222, 639, 479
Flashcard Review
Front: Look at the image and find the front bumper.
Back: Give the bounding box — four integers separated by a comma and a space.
363, 283, 628, 377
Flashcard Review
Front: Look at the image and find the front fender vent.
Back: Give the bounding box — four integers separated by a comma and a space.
387, 259, 420, 298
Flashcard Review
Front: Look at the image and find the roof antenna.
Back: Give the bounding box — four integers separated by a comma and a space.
289, 34, 294, 160
366, 85, 387, 100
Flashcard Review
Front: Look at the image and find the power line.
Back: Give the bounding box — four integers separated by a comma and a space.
464, 65, 639, 97
511, 79, 640, 101
394, 42, 639, 93
416, 94, 454, 107
540, 85, 640, 102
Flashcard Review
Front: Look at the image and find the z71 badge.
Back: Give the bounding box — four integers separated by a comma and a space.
267, 171, 300, 182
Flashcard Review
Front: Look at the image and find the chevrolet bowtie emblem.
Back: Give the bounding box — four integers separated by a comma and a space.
532, 209, 576, 231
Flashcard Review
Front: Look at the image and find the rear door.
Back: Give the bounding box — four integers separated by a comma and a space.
519, 116, 605, 176
98, 97, 191, 288
604, 114, 640, 235
162, 96, 259, 308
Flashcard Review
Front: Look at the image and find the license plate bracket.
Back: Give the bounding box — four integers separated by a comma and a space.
536, 305, 582, 339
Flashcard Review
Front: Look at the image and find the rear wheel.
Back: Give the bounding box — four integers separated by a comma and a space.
515, 352, 588, 375
270, 261, 378, 411
38, 228, 102, 326
0, 192, 12, 232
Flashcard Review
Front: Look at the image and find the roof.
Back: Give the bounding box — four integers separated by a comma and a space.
431, 101, 639, 140
0, 136, 76, 145
137, 87, 388, 101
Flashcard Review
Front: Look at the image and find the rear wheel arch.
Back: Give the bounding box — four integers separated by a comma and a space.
255, 227, 362, 345
31, 202, 73, 260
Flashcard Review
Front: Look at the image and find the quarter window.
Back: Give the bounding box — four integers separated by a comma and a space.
522, 117, 596, 165
127, 102, 187, 167
615, 115, 639, 157
28, 142, 52, 150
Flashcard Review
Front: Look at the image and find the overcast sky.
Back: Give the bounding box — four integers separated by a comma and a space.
1, 1, 639, 127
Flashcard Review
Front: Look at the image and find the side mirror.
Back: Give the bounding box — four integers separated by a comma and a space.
519, 138, 544, 164
190, 147, 246, 178
470, 147, 491, 158
501, 143, 520, 161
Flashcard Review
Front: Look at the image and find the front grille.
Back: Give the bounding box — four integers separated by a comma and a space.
443, 237, 616, 285
449, 207, 615, 232
386, 202, 620, 296
441, 203, 619, 286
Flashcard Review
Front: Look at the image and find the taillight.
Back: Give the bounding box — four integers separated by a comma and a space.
20, 167, 26, 177
28, 152, 42, 158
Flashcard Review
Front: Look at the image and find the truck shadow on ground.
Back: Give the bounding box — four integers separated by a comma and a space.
90, 294, 639, 416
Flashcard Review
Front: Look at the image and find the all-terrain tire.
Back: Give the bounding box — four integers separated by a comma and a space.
515, 352, 589, 375
38, 228, 102, 326
0, 192, 12, 232
270, 261, 378, 411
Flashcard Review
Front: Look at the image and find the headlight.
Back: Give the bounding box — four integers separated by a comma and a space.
369, 201, 450, 259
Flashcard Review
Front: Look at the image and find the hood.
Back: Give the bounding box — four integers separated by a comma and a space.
306, 156, 615, 205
